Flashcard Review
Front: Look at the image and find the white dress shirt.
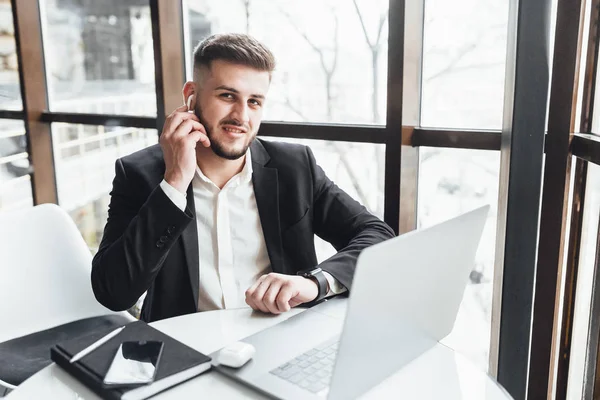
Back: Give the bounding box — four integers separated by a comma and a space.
159, 150, 345, 311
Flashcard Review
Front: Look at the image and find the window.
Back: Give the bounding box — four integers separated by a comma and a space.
566, 163, 600, 399
183, 0, 389, 125
51, 123, 157, 251
0, 4, 29, 211
418, 147, 500, 370
0, 119, 31, 210
41, 0, 156, 116
0, 2, 22, 110
421, 0, 509, 129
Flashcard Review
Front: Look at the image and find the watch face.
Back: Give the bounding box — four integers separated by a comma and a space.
308, 267, 322, 276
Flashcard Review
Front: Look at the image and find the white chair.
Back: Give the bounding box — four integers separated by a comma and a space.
0, 204, 135, 390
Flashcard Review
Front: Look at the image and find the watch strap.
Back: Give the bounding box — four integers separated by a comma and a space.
297, 267, 328, 307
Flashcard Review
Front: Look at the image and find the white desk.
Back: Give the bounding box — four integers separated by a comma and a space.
7, 299, 512, 399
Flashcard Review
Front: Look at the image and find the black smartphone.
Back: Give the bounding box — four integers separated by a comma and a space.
102, 341, 164, 387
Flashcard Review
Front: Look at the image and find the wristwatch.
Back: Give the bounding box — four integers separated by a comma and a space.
297, 267, 328, 305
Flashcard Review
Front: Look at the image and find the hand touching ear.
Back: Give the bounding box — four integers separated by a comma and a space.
160, 103, 210, 194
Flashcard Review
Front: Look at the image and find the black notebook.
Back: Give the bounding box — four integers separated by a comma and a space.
51, 320, 211, 400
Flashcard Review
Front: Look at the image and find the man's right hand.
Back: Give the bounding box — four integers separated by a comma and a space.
160, 104, 211, 194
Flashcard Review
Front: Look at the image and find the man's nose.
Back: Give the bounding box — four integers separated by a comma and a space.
232, 102, 250, 124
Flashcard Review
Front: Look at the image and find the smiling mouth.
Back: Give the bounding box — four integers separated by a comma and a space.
222, 126, 246, 134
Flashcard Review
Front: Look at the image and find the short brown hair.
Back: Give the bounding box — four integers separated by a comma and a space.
193, 33, 276, 80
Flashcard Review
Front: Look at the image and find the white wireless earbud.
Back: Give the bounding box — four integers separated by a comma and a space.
186, 95, 194, 112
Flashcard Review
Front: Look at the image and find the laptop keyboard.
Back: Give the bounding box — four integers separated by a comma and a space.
269, 337, 339, 395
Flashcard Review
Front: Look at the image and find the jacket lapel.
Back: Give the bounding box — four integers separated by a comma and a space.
251, 140, 285, 273
180, 184, 200, 311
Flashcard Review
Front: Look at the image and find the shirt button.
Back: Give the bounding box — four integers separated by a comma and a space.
159, 235, 168, 243
155, 241, 164, 248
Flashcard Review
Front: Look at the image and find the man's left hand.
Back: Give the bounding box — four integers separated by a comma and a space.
245, 273, 318, 314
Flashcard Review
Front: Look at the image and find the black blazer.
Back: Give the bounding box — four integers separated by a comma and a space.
91, 139, 395, 322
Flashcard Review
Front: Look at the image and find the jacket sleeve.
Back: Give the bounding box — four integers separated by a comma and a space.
309, 147, 396, 291
91, 159, 194, 311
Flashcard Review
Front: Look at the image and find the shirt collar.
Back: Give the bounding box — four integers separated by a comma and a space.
241, 149, 253, 183
195, 149, 253, 188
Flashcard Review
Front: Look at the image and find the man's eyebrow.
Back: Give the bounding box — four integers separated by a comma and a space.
215, 85, 239, 93
215, 85, 265, 100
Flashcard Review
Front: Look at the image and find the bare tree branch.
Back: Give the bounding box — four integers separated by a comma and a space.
331, 11, 339, 75
281, 95, 372, 207
282, 96, 308, 121
280, 9, 335, 78
427, 61, 504, 82
352, 2, 386, 123
280, 6, 339, 118
425, 40, 504, 83
328, 142, 372, 206
424, 42, 477, 82
240, 0, 250, 33
424, 22, 506, 82
352, 0, 374, 49
375, 11, 388, 48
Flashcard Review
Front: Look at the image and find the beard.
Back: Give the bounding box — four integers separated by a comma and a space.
194, 106, 255, 161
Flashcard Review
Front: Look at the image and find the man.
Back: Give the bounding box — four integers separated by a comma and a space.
91, 33, 394, 322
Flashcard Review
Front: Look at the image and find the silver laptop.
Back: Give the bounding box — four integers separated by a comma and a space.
211, 205, 490, 399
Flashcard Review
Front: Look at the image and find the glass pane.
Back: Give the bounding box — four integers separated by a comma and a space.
52, 123, 158, 251
592, 55, 600, 135
421, 0, 509, 129
0, 119, 31, 210
418, 147, 500, 371
260, 137, 384, 262
41, 0, 156, 116
183, 0, 389, 125
567, 162, 600, 399
0, 2, 22, 110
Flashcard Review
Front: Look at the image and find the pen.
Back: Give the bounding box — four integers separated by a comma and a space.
70, 326, 125, 363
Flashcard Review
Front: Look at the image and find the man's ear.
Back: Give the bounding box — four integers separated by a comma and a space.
182, 81, 196, 110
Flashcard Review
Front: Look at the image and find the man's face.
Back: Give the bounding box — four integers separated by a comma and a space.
194, 60, 270, 160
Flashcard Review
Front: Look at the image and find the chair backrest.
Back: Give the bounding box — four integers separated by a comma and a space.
0, 204, 133, 342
